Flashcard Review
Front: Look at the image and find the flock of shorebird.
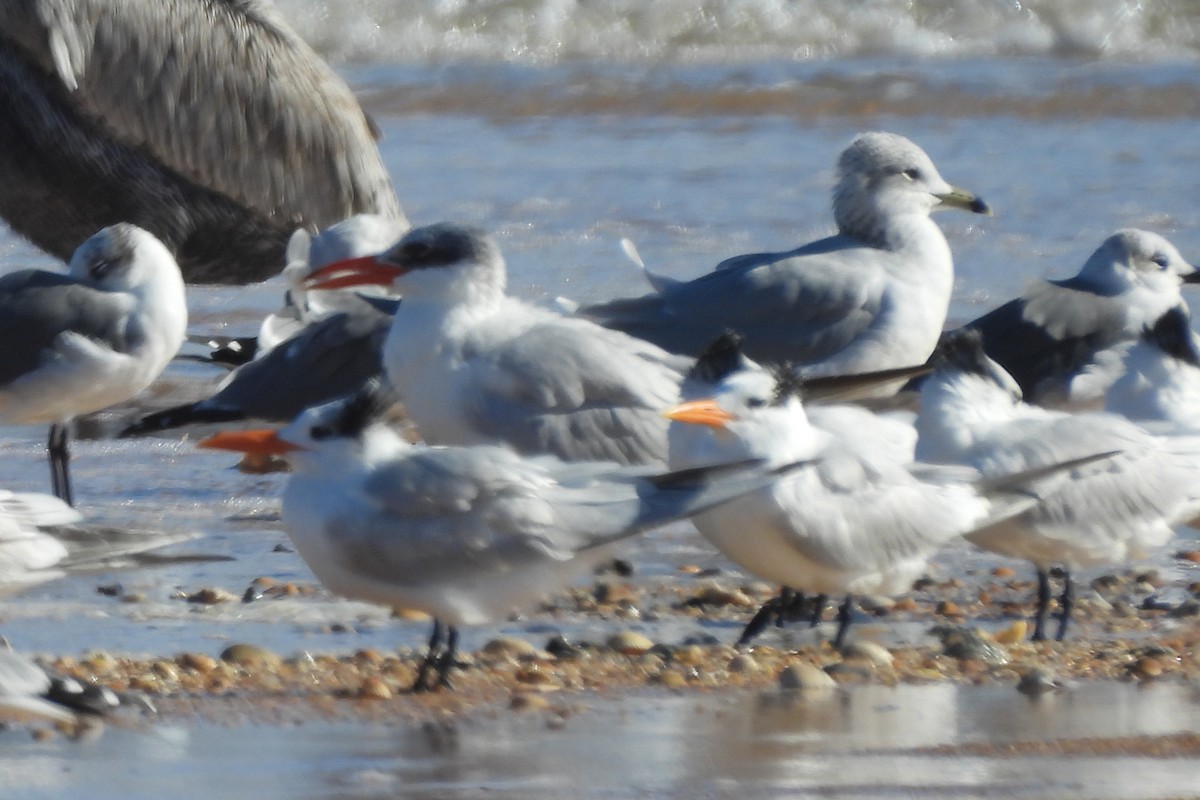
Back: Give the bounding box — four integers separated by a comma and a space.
1, 1, 1199, 710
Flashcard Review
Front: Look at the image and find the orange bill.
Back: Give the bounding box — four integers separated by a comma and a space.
662, 399, 735, 428
302, 255, 406, 290
198, 429, 302, 455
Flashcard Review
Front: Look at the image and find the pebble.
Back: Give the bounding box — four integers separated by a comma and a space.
991, 566, 1016, 579
1169, 600, 1200, 618
607, 631, 654, 656
858, 595, 895, 614
177, 653, 217, 673
186, 588, 236, 605
727, 654, 759, 674
992, 620, 1028, 645
935, 626, 1009, 666
357, 676, 392, 700
1017, 667, 1059, 696
778, 662, 836, 692
688, 583, 755, 608
545, 636, 588, 660
840, 641, 893, 667
935, 601, 963, 618
1131, 657, 1164, 680
480, 637, 538, 662
1176, 550, 1200, 564
220, 644, 282, 668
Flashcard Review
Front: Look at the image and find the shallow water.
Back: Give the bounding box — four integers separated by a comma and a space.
3, 682, 1200, 800
3, 3, 1200, 796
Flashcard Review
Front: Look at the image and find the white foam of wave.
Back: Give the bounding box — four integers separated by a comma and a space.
274, 0, 1200, 65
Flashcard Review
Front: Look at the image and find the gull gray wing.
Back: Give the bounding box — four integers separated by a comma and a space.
581, 238, 888, 363
965, 280, 1131, 400
125, 307, 392, 433
461, 317, 687, 464
0, 270, 130, 385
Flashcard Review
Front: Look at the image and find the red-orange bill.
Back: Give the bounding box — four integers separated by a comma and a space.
302, 256, 405, 290
662, 399, 735, 428
198, 429, 302, 455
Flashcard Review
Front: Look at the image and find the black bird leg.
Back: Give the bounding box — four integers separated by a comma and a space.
47, 423, 73, 506
433, 626, 459, 689
1031, 568, 1052, 642
412, 619, 445, 692
1054, 569, 1074, 642
832, 594, 854, 650
809, 593, 829, 628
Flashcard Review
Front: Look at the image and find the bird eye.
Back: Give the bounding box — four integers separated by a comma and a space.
90, 258, 112, 279
902, 168, 921, 181
402, 241, 432, 261
309, 425, 334, 440
1152, 254, 1170, 270
746, 397, 767, 409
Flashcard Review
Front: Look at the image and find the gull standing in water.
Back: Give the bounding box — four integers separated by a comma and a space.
0, 224, 187, 504
662, 336, 1067, 649
201, 386, 803, 690
961, 230, 1200, 408
0, 0, 403, 283
577, 131, 990, 376
304, 223, 691, 465
915, 330, 1200, 640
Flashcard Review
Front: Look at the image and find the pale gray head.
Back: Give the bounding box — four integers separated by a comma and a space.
1077, 229, 1200, 294
67, 223, 178, 292
309, 214, 410, 271
832, 132, 990, 245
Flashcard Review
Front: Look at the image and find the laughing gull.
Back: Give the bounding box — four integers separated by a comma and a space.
125, 214, 407, 434
662, 336, 1079, 649
576, 132, 990, 377
304, 222, 693, 465
915, 329, 1200, 640
0, 0, 403, 283
0, 224, 187, 504
201, 385, 804, 690
961, 229, 1200, 409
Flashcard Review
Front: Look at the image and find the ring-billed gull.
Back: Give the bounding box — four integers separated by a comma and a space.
961, 229, 1199, 408
200, 384, 805, 690
0, 224, 186, 504
915, 329, 1200, 640
577, 131, 990, 377
303, 222, 693, 465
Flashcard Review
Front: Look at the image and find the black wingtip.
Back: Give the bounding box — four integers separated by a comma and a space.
118, 405, 247, 437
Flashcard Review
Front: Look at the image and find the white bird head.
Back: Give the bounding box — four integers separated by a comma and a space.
1075, 228, 1200, 296
832, 132, 990, 248
68, 223, 182, 295
199, 383, 405, 473
666, 336, 822, 467
301, 222, 505, 304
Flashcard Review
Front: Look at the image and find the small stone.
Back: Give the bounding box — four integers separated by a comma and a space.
1111, 599, 1138, 618
607, 631, 654, 656
357, 676, 392, 700
1131, 657, 1164, 679
95, 583, 123, 597
678, 564, 704, 575
674, 645, 706, 666
991, 566, 1016, 579
186, 587, 236, 605
220, 643, 281, 668
594, 581, 638, 605
688, 583, 755, 608
935, 601, 963, 618
1017, 667, 1058, 696
727, 654, 759, 674
119, 593, 146, 604
1176, 550, 1200, 564
545, 636, 587, 660
993, 620, 1028, 645
481, 637, 538, 662
510, 692, 550, 712
1169, 600, 1200, 618
891, 597, 919, 612
241, 577, 275, 603
935, 626, 1008, 666
657, 671, 688, 689
858, 595, 895, 614
176, 652, 217, 673
778, 662, 836, 692
840, 641, 893, 667
1134, 569, 1164, 588
515, 664, 555, 686
392, 607, 432, 621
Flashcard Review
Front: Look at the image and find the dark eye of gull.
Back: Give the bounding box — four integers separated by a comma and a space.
90, 258, 113, 280
1153, 254, 1170, 270
902, 167, 921, 180
309, 425, 334, 441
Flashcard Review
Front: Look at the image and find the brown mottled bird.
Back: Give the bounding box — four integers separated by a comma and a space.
0, 0, 405, 283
